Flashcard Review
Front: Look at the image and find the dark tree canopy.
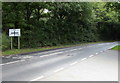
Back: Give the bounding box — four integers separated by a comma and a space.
2, 2, 120, 50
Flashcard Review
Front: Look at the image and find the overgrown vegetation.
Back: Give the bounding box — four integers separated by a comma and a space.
2, 2, 120, 51
112, 45, 120, 50
2, 33, 10, 50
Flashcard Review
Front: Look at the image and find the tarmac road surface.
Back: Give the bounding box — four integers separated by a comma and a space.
1, 42, 118, 81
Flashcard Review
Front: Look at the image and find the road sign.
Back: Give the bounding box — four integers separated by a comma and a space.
9, 29, 21, 37
9, 29, 21, 49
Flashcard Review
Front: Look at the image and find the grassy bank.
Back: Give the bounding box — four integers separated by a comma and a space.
2, 41, 116, 56
2, 42, 98, 56
112, 45, 120, 50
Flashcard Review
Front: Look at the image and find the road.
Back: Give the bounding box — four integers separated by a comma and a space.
1, 42, 118, 81
40, 50, 118, 81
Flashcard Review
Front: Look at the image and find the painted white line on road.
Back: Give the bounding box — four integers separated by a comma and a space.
48, 52, 63, 56
0, 64, 3, 66
6, 55, 12, 58
107, 43, 110, 44
3, 50, 66, 65
70, 49, 77, 51
95, 53, 98, 54
40, 52, 63, 57
99, 44, 105, 45
70, 61, 78, 66
100, 51, 103, 53
79, 48, 82, 50
54, 67, 64, 73
89, 55, 94, 57
81, 58, 87, 61
12, 57, 18, 59
31, 75, 44, 81
1, 59, 25, 66
109, 46, 115, 49
40, 56, 44, 57
111, 46, 115, 48
32, 49, 65, 56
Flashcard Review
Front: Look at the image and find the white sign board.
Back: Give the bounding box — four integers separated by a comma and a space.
9, 29, 21, 37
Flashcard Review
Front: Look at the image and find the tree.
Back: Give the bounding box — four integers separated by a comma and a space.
2, 2, 119, 50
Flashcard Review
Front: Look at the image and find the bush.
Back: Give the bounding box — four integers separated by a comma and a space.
2, 33, 10, 50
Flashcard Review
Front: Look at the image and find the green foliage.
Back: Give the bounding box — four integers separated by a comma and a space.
93, 2, 118, 22
2, 2, 120, 50
2, 33, 10, 50
93, 2, 120, 41
97, 22, 120, 40
105, 2, 120, 20
112, 45, 120, 50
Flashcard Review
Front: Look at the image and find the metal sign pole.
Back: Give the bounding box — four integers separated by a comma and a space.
11, 37, 13, 49
18, 37, 20, 49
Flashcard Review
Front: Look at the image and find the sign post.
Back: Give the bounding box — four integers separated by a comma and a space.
18, 37, 20, 49
9, 29, 21, 49
11, 37, 13, 49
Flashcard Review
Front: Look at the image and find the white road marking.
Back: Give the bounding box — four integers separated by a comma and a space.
14, 56, 33, 59
32, 49, 65, 56
0, 64, 3, 66
31, 75, 44, 81
70, 61, 78, 66
1, 60, 25, 66
3, 51, 65, 65
70, 49, 77, 51
40, 56, 44, 57
111, 46, 115, 48
81, 58, 87, 61
89, 55, 94, 57
99, 44, 104, 45
107, 43, 110, 44
95, 53, 98, 54
109, 46, 115, 49
48, 52, 63, 56
40, 52, 63, 57
2, 44, 116, 65
79, 48, 82, 50
100, 51, 103, 53
6, 56, 12, 58
54, 67, 64, 73
23, 56, 33, 59
11, 57, 16, 59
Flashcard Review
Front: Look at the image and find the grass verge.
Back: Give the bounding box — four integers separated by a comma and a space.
112, 45, 120, 50
2, 41, 116, 56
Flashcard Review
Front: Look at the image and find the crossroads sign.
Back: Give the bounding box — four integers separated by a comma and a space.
9, 29, 21, 37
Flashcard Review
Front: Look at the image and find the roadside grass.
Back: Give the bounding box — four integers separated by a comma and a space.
2, 41, 116, 56
2, 45, 74, 56
112, 45, 120, 50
